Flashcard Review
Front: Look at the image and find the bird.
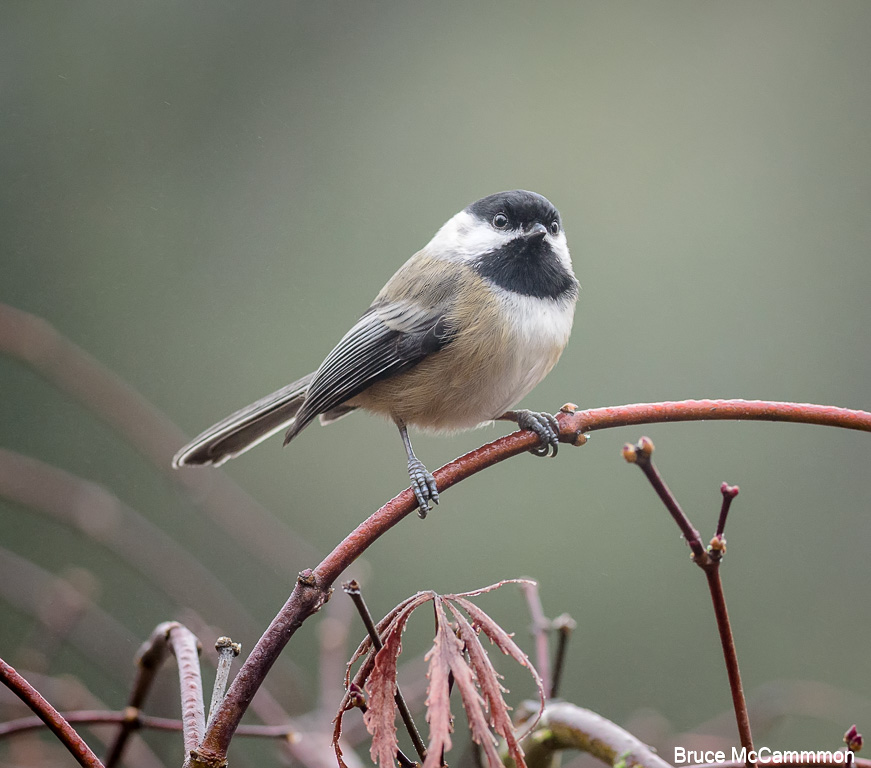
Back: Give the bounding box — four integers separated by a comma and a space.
172, 190, 579, 517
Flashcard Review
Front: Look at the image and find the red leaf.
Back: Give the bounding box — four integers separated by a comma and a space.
422, 597, 459, 768
450, 594, 545, 735
363, 593, 432, 768
345, 592, 433, 689
432, 598, 503, 768
449, 578, 538, 600
332, 717, 353, 768
364, 625, 404, 766
337, 580, 544, 768
447, 601, 526, 768
335, 591, 433, 768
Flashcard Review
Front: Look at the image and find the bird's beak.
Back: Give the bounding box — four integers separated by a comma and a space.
524, 222, 548, 240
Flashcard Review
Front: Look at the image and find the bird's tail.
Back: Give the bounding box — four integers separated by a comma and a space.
172, 372, 316, 468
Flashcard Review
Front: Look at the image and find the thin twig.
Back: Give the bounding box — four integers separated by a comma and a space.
0, 656, 104, 768
549, 614, 576, 700
0, 710, 297, 739
105, 621, 176, 767
623, 438, 706, 559
520, 581, 552, 697
717, 483, 739, 538
343, 580, 427, 763
703, 566, 753, 765
208, 638, 241, 729
624, 437, 753, 767
197, 400, 871, 764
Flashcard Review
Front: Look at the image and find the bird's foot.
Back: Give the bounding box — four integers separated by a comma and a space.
514, 409, 561, 457
408, 457, 439, 518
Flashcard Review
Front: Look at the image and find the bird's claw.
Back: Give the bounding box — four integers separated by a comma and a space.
516, 410, 560, 458
408, 457, 439, 518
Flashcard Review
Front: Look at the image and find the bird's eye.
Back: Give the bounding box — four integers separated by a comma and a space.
492, 213, 509, 229
549, 220, 560, 236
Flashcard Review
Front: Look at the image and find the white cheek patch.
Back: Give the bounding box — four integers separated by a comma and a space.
426, 211, 516, 263
549, 232, 574, 273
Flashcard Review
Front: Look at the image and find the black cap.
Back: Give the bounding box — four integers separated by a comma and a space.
466, 190, 561, 231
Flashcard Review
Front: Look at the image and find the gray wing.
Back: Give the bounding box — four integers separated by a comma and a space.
284, 300, 454, 442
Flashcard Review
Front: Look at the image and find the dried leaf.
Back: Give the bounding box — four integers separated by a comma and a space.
334, 669, 372, 768
447, 602, 525, 768
433, 599, 503, 768
422, 597, 459, 768
450, 594, 545, 736
334, 645, 378, 756
345, 592, 433, 688
336, 580, 544, 768
334, 591, 433, 766
332, 718, 353, 768
449, 578, 537, 601
364, 597, 424, 768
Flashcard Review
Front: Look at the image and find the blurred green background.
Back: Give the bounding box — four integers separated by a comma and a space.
2, 1, 870, 765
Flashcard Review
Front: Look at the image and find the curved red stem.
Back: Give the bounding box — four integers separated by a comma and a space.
198, 399, 871, 763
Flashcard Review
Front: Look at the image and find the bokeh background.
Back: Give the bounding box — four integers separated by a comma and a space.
2, 1, 870, 765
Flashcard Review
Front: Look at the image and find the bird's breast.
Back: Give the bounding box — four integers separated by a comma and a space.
351, 285, 575, 433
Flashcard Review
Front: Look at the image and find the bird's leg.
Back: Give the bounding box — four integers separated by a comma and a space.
396, 419, 439, 518
499, 410, 561, 457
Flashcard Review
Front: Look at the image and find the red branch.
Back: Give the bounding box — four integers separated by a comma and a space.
626, 438, 753, 762
193, 399, 871, 764
562, 399, 871, 436
520, 581, 553, 697
0, 657, 104, 767
703, 566, 752, 761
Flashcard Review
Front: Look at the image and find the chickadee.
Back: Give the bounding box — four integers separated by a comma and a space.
173, 190, 579, 516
